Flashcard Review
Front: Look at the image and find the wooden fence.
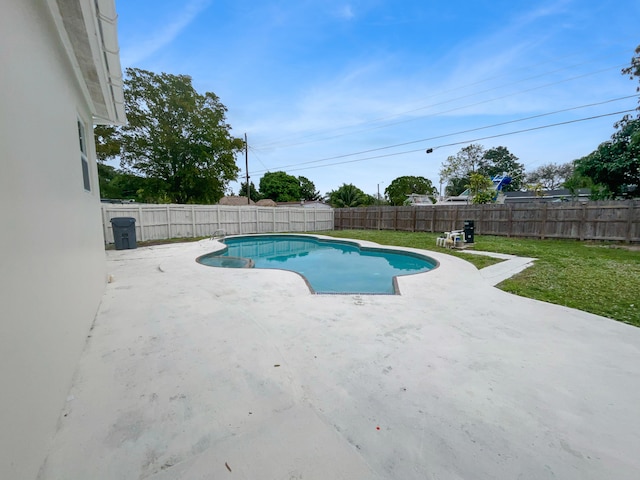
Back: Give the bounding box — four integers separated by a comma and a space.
102, 204, 334, 244
334, 200, 640, 242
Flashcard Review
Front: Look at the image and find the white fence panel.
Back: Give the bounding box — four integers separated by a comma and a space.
102, 204, 334, 244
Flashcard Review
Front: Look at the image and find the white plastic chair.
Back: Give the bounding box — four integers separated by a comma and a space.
437, 230, 464, 248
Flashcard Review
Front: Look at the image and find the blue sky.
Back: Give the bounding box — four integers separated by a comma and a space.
114, 0, 640, 198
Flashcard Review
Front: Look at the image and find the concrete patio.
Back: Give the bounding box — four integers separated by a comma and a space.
38, 237, 640, 479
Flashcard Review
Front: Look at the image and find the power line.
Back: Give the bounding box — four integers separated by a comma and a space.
253, 109, 635, 174
250, 96, 638, 173
430, 109, 634, 150
238, 146, 271, 182
248, 145, 270, 171
254, 53, 618, 148
254, 62, 627, 150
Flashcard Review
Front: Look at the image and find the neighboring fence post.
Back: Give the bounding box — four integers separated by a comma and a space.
166, 205, 172, 239
191, 205, 196, 237
452, 206, 458, 232
137, 205, 145, 241
255, 207, 259, 233
430, 207, 435, 233
579, 202, 587, 241
626, 200, 635, 243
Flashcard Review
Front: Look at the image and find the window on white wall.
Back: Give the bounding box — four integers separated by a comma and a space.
78, 119, 90, 191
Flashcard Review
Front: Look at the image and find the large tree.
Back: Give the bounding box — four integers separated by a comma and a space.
622, 45, 640, 112
525, 162, 574, 190
94, 125, 120, 162
118, 68, 244, 204
239, 181, 260, 202
385, 176, 437, 206
570, 45, 640, 198
259, 171, 301, 202
574, 117, 640, 197
440, 144, 525, 195
258, 172, 321, 202
439, 144, 485, 195
299, 176, 321, 201
478, 146, 525, 191
97, 163, 166, 203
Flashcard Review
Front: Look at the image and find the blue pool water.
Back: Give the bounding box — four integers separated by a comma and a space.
197, 235, 437, 294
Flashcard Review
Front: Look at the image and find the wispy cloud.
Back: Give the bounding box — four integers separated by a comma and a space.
430, 1, 580, 115
515, 0, 573, 25
120, 0, 211, 67
336, 4, 355, 20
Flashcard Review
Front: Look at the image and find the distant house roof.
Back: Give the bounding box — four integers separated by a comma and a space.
47, 0, 126, 125
276, 200, 332, 209
218, 196, 255, 206
256, 199, 278, 207
503, 188, 591, 203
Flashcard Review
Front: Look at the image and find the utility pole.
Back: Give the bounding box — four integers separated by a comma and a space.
245, 133, 250, 205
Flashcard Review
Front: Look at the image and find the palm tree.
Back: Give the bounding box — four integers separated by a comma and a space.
327, 183, 368, 208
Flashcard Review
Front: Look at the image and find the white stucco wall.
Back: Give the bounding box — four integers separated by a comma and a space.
0, 2, 108, 478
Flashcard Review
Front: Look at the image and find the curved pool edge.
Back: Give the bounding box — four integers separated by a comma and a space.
195, 233, 441, 296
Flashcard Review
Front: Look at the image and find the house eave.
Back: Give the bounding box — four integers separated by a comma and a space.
46, 0, 126, 125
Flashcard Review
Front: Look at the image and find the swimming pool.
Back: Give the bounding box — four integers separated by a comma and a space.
197, 235, 438, 294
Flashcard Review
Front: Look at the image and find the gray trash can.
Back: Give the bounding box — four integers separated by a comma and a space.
110, 217, 137, 250
463, 220, 474, 243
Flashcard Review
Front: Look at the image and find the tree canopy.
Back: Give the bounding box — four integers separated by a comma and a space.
439, 144, 484, 195
327, 184, 371, 208
385, 176, 437, 205
97, 163, 168, 202
239, 181, 260, 202
525, 162, 574, 190
94, 125, 120, 162
478, 146, 525, 191
299, 176, 321, 201
259, 171, 300, 202
439, 144, 524, 195
256, 172, 321, 202
574, 117, 640, 197
115, 68, 244, 204
622, 45, 640, 111
466, 173, 495, 204
565, 45, 640, 199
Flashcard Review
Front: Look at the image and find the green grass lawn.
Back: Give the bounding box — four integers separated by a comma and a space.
321, 230, 640, 326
